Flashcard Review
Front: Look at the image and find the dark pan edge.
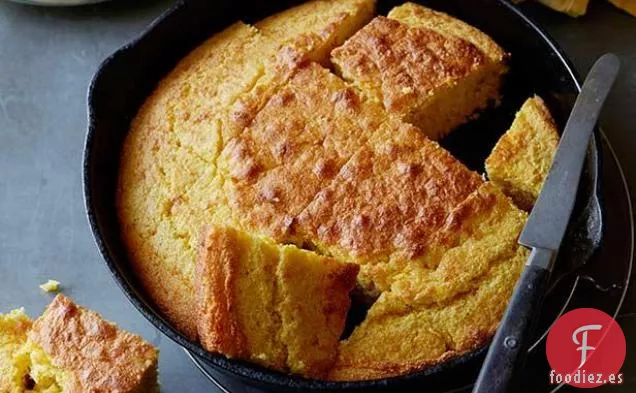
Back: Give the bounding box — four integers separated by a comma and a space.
82, 0, 605, 391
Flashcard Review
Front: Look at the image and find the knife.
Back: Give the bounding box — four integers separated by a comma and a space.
472, 53, 620, 393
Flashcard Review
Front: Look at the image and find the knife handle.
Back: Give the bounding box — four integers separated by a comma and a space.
472, 247, 555, 393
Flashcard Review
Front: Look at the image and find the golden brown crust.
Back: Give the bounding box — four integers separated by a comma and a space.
485, 96, 560, 210
332, 16, 484, 113
330, 183, 528, 381
196, 227, 249, 359
28, 295, 158, 393
296, 119, 483, 287
256, 0, 376, 65
196, 226, 359, 378
119, 0, 522, 381
387, 3, 507, 63
331, 4, 507, 140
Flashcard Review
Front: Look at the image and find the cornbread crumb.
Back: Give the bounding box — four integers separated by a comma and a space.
39, 280, 60, 293
485, 96, 560, 210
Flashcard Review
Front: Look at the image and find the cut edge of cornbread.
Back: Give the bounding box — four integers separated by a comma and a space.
196, 225, 359, 378
485, 96, 560, 211
329, 182, 529, 381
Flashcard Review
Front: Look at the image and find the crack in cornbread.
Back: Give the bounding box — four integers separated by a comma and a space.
197, 226, 359, 378
0, 296, 158, 393
331, 3, 508, 140
486, 96, 560, 211
329, 183, 529, 380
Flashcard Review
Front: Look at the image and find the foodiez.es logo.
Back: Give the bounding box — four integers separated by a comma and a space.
546, 308, 626, 388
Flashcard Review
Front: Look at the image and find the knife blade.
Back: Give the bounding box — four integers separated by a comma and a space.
472, 53, 620, 393
519, 53, 620, 255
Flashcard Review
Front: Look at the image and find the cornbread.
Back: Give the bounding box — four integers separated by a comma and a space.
486, 96, 560, 210
331, 3, 507, 139
330, 183, 529, 380
1, 296, 158, 393
537, 0, 590, 17
117, 0, 518, 380
196, 226, 359, 378
0, 309, 32, 392
117, 0, 375, 338
608, 0, 636, 16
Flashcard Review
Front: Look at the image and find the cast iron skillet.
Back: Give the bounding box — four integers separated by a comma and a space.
84, 0, 603, 391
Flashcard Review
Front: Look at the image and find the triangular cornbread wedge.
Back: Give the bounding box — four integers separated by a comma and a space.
485, 96, 560, 210
2, 296, 158, 393
196, 226, 359, 378
331, 3, 507, 140
330, 182, 528, 381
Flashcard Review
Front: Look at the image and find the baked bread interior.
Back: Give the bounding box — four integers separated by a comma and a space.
0, 309, 32, 393
485, 96, 560, 210
196, 226, 359, 378
331, 2, 507, 140
0, 296, 158, 393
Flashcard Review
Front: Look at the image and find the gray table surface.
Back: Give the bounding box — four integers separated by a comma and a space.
0, 1, 634, 392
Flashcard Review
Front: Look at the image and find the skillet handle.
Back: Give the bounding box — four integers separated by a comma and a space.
472, 247, 555, 393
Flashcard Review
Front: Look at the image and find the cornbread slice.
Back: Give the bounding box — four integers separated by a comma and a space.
196, 226, 359, 378
331, 3, 507, 140
119, 0, 375, 338
537, 0, 590, 17
607, 0, 636, 16
4, 296, 158, 393
0, 309, 32, 392
256, 0, 376, 64
330, 183, 529, 380
296, 118, 482, 294
485, 96, 560, 210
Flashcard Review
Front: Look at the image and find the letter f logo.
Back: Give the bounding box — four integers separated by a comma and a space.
572, 324, 602, 368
